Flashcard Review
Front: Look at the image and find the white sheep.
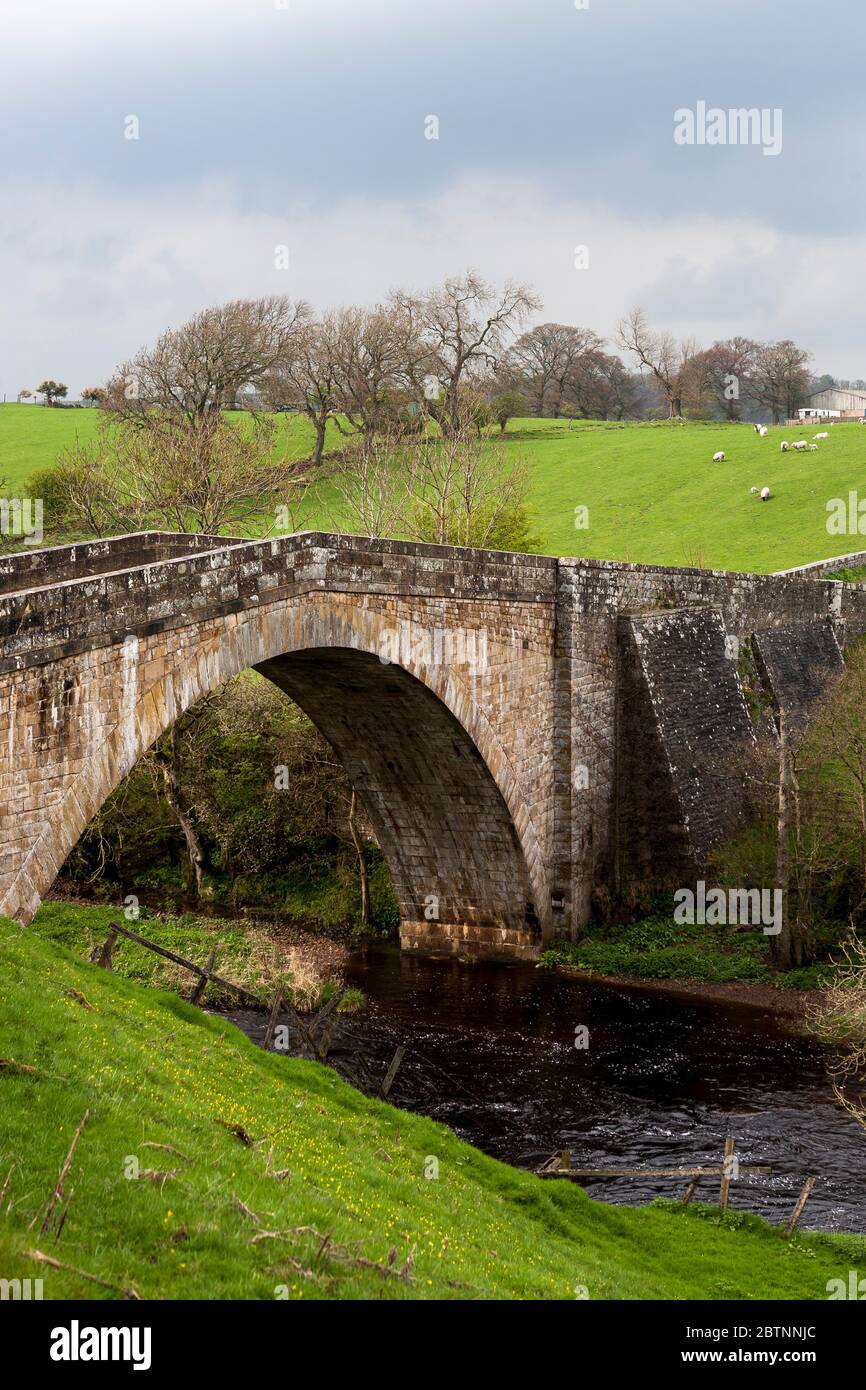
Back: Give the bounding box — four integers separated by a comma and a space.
814, 431, 829, 440
760, 487, 771, 501
712, 450, 726, 462
758, 425, 768, 438
750, 486, 759, 494
780, 441, 790, 452
808, 442, 818, 451
793, 440, 807, 451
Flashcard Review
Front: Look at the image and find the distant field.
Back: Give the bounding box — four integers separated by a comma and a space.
0, 404, 335, 492
3, 403, 866, 573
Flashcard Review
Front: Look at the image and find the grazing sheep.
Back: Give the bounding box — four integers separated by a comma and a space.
712, 450, 726, 462
808, 442, 818, 451
753, 423, 761, 434
758, 425, 769, 438
760, 487, 771, 501
750, 486, 759, 494
793, 440, 807, 451
780, 441, 790, 451
814, 431, 829, 440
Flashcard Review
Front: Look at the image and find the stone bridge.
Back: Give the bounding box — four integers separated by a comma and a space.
2, 531, 865, 960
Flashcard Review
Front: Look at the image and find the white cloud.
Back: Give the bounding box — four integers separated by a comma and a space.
2, 172, 864, 397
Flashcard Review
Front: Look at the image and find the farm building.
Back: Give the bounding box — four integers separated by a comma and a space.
796, 386, 866, 421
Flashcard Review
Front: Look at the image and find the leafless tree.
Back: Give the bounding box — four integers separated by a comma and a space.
503, 322, 604, 417
103, 296, 311, 430
751, 340, 812, 424
55, 412, 301, 536
326, 432, 411, 538
394, 270, 541, 435
263, 318, 339, 466
705, 337, 758, 420
617, 307, 704, 418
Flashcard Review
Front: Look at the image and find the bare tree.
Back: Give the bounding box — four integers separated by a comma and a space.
325, 303, 427, 446
326, 432, 411, 538
617, 307, 703, 418
263, 317, 338, 466
55, 412, 301, 536
751, 340, 812, 424
403, 403, 534, 548
395, 271, 541, 435
504, 322, 604, 417
103, 296, 311, 431
705, 337, 758, 420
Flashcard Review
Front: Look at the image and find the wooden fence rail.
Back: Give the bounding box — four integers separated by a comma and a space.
538, 1141, 814, 1236
95, 921, 261, 1006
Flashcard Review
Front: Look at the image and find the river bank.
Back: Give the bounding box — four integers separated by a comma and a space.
545, 965, 823, 1020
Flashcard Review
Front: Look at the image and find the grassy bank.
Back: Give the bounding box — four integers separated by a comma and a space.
31, 899, 363, 1012
0, 917, 862, 1300
539, 914, 837, 992
5, 404, 866, 572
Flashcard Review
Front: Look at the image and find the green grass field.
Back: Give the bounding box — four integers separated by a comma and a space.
1, 916, 862, 1300
3, 403, 866, 572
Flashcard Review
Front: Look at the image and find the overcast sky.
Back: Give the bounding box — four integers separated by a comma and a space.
2, 0, 865, 395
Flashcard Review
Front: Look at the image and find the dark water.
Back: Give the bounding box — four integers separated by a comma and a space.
229, 944, 866, 1232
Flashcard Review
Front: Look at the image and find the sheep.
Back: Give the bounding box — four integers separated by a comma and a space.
808, 442, 818, 451
750, 486, 759, 494
753, 423, 761, 434
780, 441, 790, 452
793, 440, 807, 451
814, 431, 829, 440
760, 486, 771, 501
712, 450, 726, 462
758, 425, 769, 438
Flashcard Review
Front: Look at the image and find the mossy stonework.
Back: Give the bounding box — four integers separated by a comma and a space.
1, 531, 864, 958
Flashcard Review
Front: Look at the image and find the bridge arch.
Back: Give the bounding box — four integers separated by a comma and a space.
7, 591, 545, 956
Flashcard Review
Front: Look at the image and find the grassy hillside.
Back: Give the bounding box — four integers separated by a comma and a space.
0, 405, 339, 496
516, 418, 866, 573
3, 403, 866, 572
0, 917, 862, 1300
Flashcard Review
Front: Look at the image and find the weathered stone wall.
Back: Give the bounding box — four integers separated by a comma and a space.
621, 609, 755, 877
3, 532, 866, 959
753, 622, 844, 733
0, 531, 245, 596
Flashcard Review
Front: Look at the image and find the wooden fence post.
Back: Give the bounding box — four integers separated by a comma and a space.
191, 949, 217, 1005
785, 1177, 815, 1237
719, 1137, 736, 1211
681, 1176, 701, 1205
263, 989, 284, 1051
380, 1045, 405, 1099
97, 927, 118, 971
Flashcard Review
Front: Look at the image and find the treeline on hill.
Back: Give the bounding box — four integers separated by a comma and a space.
62, 673, 399, 936
20, 271, 835, 558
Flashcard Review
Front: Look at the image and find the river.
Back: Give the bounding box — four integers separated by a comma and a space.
226, 942, 866, 1233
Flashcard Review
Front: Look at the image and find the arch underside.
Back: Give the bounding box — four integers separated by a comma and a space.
257, 649, 539, 954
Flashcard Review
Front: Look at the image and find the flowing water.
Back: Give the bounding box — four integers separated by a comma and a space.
226, 943, 866, 1233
